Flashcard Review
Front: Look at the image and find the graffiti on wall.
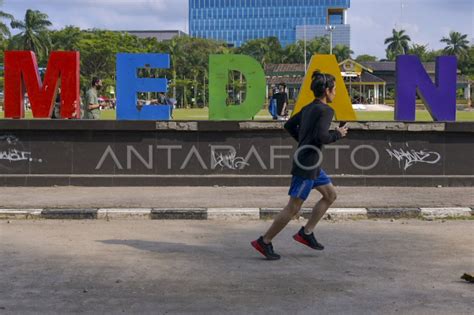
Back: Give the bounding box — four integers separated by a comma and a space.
0, 135, 43, 169
385, 143, 441, 170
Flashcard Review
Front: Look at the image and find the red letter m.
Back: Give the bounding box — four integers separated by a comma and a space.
4, 51, 80, 118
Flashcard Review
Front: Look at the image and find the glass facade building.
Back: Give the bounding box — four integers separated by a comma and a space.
189, 0, 351, 47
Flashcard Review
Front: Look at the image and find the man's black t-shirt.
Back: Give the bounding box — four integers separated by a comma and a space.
284, 100, 341, 179
273, 92, 288, 116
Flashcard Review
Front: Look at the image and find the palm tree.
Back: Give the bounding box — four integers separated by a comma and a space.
441, 31, 470, 58
0, 10, 13, 38
333, 44, 354, 62
9, 9, 52, 61
384, 29, 411, 60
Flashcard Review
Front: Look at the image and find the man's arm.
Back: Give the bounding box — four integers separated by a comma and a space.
316, 107, 341, 144
284, 111, 301, 141
281, 102, 287, 116
88, 103, 100, 110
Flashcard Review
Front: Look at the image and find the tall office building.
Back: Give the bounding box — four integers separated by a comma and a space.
189, 0, 351, 47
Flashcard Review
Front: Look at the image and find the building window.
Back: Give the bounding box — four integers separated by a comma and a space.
328, 9, 344, 25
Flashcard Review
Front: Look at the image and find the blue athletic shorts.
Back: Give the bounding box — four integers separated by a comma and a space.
288, 169, 332, 201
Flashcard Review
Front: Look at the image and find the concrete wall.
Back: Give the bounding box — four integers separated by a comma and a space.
0, 120, 472, 187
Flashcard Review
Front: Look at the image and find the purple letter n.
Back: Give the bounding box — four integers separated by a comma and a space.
395, 55, 457, 121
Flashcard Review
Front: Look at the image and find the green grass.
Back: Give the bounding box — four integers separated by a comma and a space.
1, 108, 474, 121
355, 110, 474, 122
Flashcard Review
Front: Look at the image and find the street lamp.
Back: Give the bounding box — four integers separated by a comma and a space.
303, 17, 307, 72
326, 25, 335, 55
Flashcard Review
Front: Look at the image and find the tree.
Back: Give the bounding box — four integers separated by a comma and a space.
407, 44, 443, 62
237, 37, 282, 66
457, 45, 474, 77
50, 26, 82, 50
423, 49, 443, 62
332, 44, 353, 62
281, 42, 304, 63
0, 9, 13, 39
441, 31, 470, 58
75, 30, 150, 93
355, 54, 378, 62
282, 37, 330, 64
305, 36, 330, 59
0, 4, 13, 68
160, 35, 229, 106
9, 9, 52, 64
384, 29, 411, 60
408, 43, 430, 61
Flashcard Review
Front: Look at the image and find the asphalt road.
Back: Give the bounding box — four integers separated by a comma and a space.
1, 220, 473, 314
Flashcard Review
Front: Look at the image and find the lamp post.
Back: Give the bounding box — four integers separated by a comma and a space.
303, 17, 308, 72
326, 25, 335, 55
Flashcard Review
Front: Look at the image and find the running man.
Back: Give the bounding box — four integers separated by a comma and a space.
251, 71, 348, 260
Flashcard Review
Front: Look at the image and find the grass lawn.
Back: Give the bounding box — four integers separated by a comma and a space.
1, 108, 474, 121
355, 110, 474, 122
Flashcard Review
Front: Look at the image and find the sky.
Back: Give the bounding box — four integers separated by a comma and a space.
2, 0, 473, 59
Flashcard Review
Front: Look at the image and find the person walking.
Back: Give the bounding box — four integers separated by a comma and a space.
273, 83, 289, 120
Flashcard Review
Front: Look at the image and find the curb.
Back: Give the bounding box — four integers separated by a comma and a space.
420, 207, 473, 220
366, 208, 421, 219
0, 207, 472, 220
151, 208, 207, 220
41, 208, 98, 220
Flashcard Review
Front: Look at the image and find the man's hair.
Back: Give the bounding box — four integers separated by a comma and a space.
91, 77, 101, 87
310, 71, 335, 98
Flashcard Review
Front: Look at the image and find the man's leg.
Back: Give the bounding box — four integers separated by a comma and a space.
262, 197, 304, 244
304, 184, 337, 233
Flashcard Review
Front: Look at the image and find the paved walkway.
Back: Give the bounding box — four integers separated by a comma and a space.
1, 186, 472, 209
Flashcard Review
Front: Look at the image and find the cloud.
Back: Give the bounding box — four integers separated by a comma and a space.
350, 0, 472, 57
399, 23, 420, 36
3, 0, 472, 58
4, 0, 189, 32
348, 15, 377, 29
349, 14, 387, 58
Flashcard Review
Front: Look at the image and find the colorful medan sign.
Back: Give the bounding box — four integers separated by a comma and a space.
116, 53, 171, 120
5, 51, 80, 119
293, 54, 357, 121
209, 54, 266, 120
3, 51, 458, 121
395, 55, 457, 121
